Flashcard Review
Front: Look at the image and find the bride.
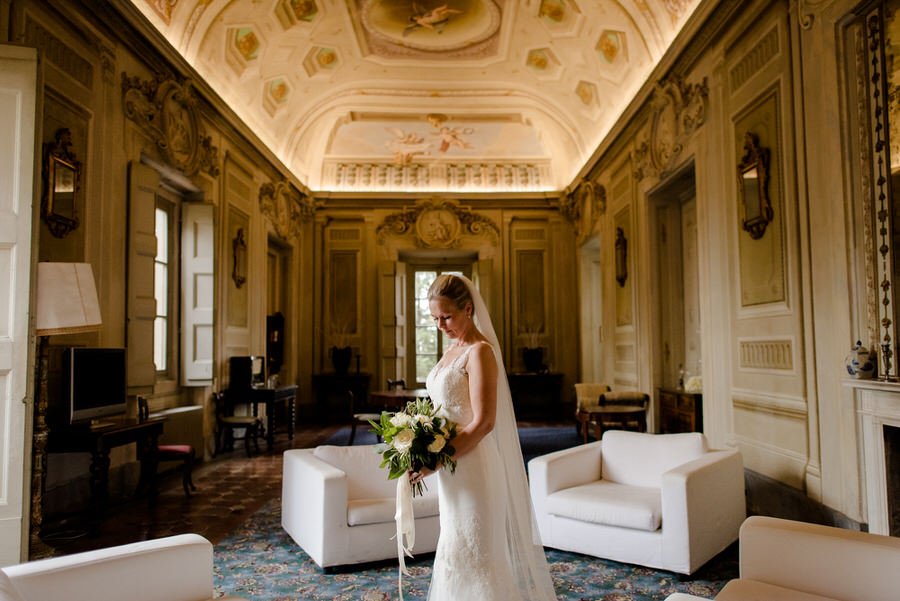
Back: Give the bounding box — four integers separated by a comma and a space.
409, 274, 557, 601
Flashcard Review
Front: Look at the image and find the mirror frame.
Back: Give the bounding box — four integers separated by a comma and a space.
615, 226, 627, 287
232, 227, 247, 288
41, 128, 81, 238
737, 132, 773, 240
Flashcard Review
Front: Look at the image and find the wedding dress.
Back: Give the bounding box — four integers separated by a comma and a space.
423, 277, 557, 601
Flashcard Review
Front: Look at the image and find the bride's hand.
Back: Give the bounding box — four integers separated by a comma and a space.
409, 466, 435, 485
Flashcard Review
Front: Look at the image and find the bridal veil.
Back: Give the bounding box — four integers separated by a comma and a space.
459, 275, 557, 600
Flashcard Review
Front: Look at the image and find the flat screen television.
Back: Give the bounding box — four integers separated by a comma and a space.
63, 347, 127, 424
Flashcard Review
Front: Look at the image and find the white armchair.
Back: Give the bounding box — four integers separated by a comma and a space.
665, 516, 900, 601
282, 444, 440, 570
0, 534, 241, 601
529, 430, 745, 574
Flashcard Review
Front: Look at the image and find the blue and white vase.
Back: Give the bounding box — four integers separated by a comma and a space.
845, 340, 876, 379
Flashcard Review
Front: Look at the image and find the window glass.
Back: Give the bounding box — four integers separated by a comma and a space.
153, 206, 170, 373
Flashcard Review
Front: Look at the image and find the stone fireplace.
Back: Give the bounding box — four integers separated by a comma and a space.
853, 381, 900, 535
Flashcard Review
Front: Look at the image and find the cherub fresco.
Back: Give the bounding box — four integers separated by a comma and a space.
433, 126, 474, 152
404, 3, 463, 36
385, 127, 433, 165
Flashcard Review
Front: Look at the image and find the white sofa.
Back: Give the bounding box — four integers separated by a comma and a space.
282, 444, 440, 569
0, 534, 241, 601
666, 516, 900, 601
528, 430, 745, 574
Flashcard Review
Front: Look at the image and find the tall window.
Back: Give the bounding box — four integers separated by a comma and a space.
410, 266, 468, 385
154, 206, 170, 373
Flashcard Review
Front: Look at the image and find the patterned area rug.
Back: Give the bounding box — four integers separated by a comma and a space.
214, 498, 737, 600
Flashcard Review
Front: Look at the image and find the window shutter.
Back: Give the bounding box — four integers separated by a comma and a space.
181, 202, 214, 386
127, 162, 159, 392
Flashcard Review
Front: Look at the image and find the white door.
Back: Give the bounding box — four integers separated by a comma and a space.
0, 45, 38, 565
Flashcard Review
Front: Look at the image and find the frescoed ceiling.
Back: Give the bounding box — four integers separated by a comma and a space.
131, 0, 701, 193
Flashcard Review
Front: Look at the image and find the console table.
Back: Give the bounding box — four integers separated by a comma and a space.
658, 387, 703, 433
312, 373, 371, 423
228, 385, 297, 451
48, 416, 166, 535
507, 372, 564, 420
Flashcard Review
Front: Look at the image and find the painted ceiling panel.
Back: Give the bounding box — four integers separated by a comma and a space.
131, 0, 702, 193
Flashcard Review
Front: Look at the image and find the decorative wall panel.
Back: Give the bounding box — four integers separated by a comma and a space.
730, 26, 779, 94
735, 88, 786, 306
739, 338, 793, 370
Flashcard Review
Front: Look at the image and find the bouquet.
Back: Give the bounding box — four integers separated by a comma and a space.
370, 397, 458, 496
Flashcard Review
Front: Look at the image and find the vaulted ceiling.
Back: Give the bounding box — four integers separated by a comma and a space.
131, 0, 701, 193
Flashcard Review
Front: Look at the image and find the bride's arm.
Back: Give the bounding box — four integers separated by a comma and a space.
410, 343, 498, 483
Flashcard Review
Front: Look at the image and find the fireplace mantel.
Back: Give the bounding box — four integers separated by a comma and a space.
845, 379, 900, 535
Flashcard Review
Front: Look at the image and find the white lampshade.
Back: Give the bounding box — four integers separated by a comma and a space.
35, 262, 102, 335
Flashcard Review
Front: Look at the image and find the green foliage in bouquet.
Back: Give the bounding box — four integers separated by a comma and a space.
369, 397, 458, 496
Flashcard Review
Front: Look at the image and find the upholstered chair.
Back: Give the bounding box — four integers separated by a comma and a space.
282, 444, 440, 570
529, 430, 745, 575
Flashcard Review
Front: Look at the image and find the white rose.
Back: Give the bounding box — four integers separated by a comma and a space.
393, 428, 415, 453
427, 435, 446, 453
441, 425, 451, 438
390, 413, 413, 428
416, 414, 433, 428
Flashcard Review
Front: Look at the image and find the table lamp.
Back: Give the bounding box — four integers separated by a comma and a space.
30, 262, 102, 555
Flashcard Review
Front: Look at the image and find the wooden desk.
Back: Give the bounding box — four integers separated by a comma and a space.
312, 373, 371, 424
507, 372, 564, 420
229, 385, 297, 451
48, 417, 166, 535
369, 388, 430, 412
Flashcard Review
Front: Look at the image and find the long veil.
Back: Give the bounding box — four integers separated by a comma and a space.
460, 275, 557, 600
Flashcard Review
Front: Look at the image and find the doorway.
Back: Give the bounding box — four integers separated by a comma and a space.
650, 166, 700, 390
579, 236, 604, 382
266, 238, 291, 385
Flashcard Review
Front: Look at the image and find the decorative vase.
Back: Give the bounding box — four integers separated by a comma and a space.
845, 340, 876, 379
523, 347, 545, 373
331, 345, 352, 376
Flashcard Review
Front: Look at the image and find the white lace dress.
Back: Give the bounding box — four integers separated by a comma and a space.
424, 342, 523, 601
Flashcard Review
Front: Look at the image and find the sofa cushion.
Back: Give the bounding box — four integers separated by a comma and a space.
715, 579, 843, 601
0, 571, 24, 601
348, 494, 440, 526
545, 480, 661, 531
601, 431, 707, 488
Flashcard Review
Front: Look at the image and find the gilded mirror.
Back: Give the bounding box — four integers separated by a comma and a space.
41, 128, 81, 238
737, 132, 772, 240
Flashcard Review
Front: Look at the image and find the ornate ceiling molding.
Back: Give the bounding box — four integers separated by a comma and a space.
376, 198, 499, 248
121, 72, 220, 177
559, 180, 606, 241
632, 75, 709, 181
258, 180, 318, 239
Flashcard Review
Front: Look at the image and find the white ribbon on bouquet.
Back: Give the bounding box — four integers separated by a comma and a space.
394, 475, 415, 600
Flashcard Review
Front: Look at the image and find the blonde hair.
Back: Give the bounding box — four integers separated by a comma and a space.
427, 274, 473, 311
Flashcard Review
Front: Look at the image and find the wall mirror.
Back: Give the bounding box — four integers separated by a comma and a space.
737, 132, 772, 240
232, 227, 247, 288
41, 128, 81, 238
845, 0, 900, 378
615, 227, 628, 286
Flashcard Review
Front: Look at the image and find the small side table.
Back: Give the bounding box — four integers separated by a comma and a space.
576, 404, 646, 444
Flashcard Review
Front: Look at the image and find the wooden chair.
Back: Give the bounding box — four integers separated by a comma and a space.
576, 391, 649, 443
386, 378, 405, 390
137, 396, 196, 496
213, 391, 261, 457
348, 389, 382, 445
573, 383, 611, 438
